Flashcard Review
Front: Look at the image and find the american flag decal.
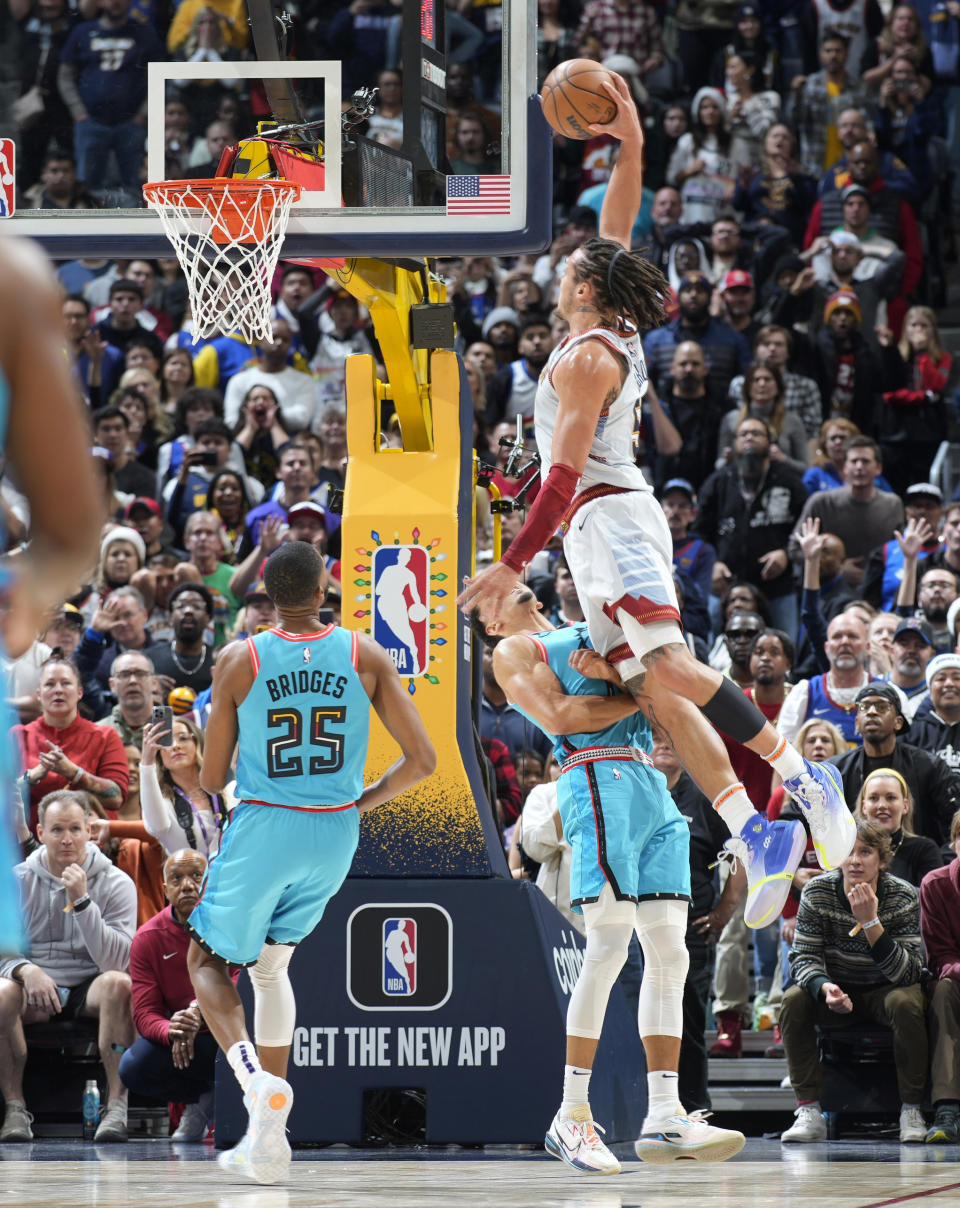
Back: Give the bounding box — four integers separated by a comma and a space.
446, 175, 512, 216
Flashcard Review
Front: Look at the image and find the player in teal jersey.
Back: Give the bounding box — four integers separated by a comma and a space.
188, 541, 435, 1185
0, 238, 103, 963
471, 585, 745, 1172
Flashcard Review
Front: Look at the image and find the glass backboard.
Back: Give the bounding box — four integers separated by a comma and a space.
6, 0, 550, 260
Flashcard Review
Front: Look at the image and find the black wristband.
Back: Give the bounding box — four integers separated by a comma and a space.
72, 895, 92, 913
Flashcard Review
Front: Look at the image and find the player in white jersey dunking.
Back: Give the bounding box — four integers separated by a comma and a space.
457, 75, 854, 927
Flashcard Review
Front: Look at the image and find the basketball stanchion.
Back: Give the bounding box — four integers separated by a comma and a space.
142, 177, 301, 344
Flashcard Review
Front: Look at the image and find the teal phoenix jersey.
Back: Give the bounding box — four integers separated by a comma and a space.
515, 623, 652, 760
236, 624, 370, 810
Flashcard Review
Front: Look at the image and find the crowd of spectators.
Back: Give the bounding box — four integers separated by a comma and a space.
3, 0, 960, 1148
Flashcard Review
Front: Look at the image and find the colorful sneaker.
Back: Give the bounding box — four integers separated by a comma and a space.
721, 815, 806, 928
545, 1106, 621, 1175
925, 1104, 960, 1143
244, 1072, 293, 1185
782, 759, 855, 870
635, 1110, 745, 1164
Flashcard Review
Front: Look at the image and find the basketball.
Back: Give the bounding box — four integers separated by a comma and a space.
540, 59, 618, 140
408, 603, 428, 623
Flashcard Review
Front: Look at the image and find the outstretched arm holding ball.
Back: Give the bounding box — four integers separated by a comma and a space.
456, 71, 659, 627
596, 76, 646, 250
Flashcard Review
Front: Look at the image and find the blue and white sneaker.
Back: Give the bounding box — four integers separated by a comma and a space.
635, 1110, 746, 1164
545, 1106, 621, 1174
722, 814, 806, 928
782, 758, 856, 870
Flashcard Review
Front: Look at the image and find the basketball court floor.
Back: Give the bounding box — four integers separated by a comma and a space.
5, 1139, 960, 1208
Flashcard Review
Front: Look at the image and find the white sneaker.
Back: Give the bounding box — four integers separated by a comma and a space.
217, 1131, 253, 1177
0, 1101, 33, 1142
781, 1104, 827, 1143
634, 1110, 745, 1164
171, 1099, 210, 1142
544, 1106, 622, 1175
244, 1072, 293, 1184
900, 1105, 927, 1143
93, 1098, 128, 1143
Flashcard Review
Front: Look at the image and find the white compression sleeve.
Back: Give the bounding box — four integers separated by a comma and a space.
567, 888, 636, 1040
249, 942, 296, 1046
634, 898, 690, 1039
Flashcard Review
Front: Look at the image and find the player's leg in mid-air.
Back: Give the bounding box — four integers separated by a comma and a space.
545, 760, 745, 1172
564, 492, 854, 927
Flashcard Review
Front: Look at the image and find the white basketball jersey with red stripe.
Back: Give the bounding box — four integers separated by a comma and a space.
535, 321, 652, 496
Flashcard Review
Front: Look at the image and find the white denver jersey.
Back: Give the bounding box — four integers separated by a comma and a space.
535, 321, 652, 496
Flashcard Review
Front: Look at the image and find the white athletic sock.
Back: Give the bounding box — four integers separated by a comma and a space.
559, 1064, 592, 1117
645, 1070, 683, 1123
227, 1040, 262, 1094
762, 735, 805, 782
711, 784, 756, 837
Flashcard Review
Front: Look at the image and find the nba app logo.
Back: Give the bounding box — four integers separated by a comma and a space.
372, 545, 429, 678
348, 903, 452, 1010
382, 917, 417, 996
0, 140, 15, 219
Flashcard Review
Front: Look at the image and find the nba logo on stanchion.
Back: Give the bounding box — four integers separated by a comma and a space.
372, 545, 429, 678
382, 917, 417, 996
0, 140, 15, 218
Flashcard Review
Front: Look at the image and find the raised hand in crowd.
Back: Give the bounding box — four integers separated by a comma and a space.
797, 516, 825, 564
895, 515, 935, 561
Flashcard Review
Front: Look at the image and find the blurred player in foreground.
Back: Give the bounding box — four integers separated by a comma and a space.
0, 237, 103, 955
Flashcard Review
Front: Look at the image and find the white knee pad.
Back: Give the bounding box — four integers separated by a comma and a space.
567, 887, 637, 1040
634, 899, 690, 1039
249, 942, 296, 1047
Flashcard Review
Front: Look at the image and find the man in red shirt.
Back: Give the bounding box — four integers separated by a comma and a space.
119, 849, 224, 1141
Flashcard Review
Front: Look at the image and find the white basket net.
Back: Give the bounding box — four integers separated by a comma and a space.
143, 178, 301, 346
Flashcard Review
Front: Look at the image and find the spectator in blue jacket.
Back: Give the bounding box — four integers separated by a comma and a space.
645, 271, 752, 401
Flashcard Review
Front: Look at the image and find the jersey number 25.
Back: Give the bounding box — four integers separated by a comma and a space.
266, 706, 346, 778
